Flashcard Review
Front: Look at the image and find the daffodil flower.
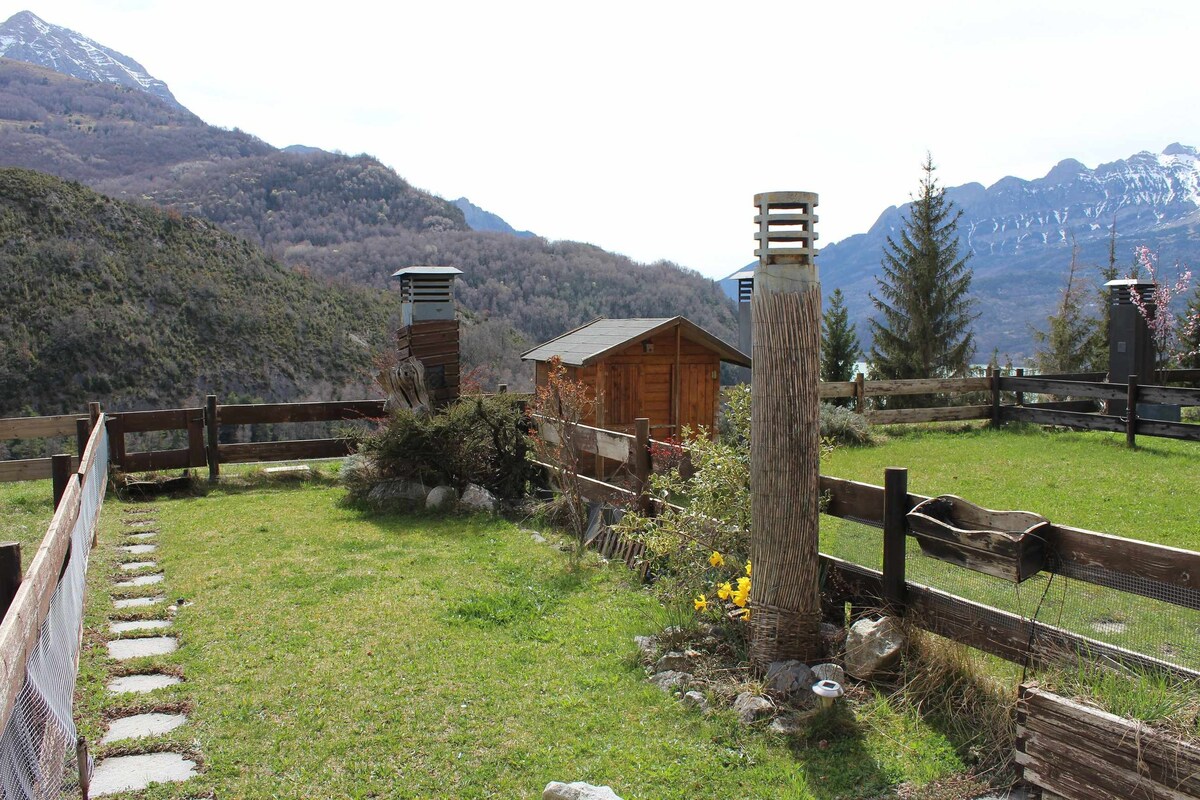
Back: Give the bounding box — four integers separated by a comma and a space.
717, 581, 733, 600
709, 551, 725, 568
694, 594, 708, 612
745, 559, 752, 577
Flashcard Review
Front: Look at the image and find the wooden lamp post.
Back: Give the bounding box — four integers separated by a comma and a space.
749, 191, 824, 669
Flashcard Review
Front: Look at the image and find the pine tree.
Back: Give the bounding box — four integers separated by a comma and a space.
868, 155, 975, 387
821, 288, 861, 402
1083, 220, 1120, 373
1031, 237, 1096, 374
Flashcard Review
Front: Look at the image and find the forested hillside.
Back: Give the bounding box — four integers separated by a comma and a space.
0, 58, 737, 388
0, 168, 397, 417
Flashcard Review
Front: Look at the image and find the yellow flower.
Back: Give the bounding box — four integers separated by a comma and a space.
694, 594, 708, 612
745, 559, 752, 576
741, 607, 752, 621
716, 581, 733, 600
732, 576, 751, 608
737, 576, 751, 592
709, 551, 725, 568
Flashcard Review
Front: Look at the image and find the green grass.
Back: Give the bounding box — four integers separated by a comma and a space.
0, 477, 56, 571
76, 471, 972, 799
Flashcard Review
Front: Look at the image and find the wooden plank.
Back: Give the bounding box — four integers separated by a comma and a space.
218, 439, 354, 464
1023, 399, 1099, 412
218, 400, 387, 425
866, 405, 992, 425
1000, 405, 1126, 432
1048, 523, 1200, 602
114, 408, 197, 433
187, 413, 206, 467
999, 377, 1123, 399
1018, 726, 1194, 800
0, 414, 81, 440
0, 458, 55, 482
0, 477, 80, 733
123, 449, 191, 473
1136, 418, 1200, 442
862, 377, 991, 396
818, 381, 856, 398
1136, 385, 1200, 405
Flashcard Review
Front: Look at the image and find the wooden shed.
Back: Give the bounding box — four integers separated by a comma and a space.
522, 317, 750, 437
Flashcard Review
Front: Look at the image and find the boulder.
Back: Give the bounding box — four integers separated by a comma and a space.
844, 616, 905, 680
764, 660, 815, 698
425, 485, 458, 510
769, 709, 819, 735
527, 530, 549, 544
633, 635, 658, 662
543, 782, 624, 800
648, 671, 692, 693
461, 483, 499, 513
654, 651, 697, 673
367, 479, 428, 510
732, 692, 773, 724
819, 622, 846, 650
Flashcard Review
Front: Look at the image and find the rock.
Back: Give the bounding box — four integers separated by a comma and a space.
845, 616, 905, 680
764, 660, 815, 698
732, 691, 773, 724
769, 709, 819, 735
461, 483, 498, 513
648, 670, 692, 693
811, 663, 845, 685
682, 690, 709, 711
367, 479, 428, 510
654, 651, 696, 673
425, 485, 458, 510
543, 781, 624, 800
819, 622, 846, 650
633, 635, 658, 661
528, 530, 548, 544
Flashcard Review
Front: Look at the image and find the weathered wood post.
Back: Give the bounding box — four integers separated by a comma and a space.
206, 394, 220, 481
51, 453, 72, 508
881, 467, 909, 612
989, 366, 1002, 427
0, 542, 20, 622
1014, 367, 1024, 407
749, 191, 824, 669
1126, 375, 1138, 448
854, 372, 866, 414
633, 417, 652, 515
75, 418, 90, 460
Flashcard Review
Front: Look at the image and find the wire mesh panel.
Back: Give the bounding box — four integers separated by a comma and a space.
0, 422, 107, 799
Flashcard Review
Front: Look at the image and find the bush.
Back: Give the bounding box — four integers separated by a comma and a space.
820, 402, 874, 446
354, 394, 535, 502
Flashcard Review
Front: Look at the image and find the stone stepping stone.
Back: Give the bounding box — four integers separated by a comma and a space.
107, 674, 182, 695
119, 544, 158, 555
110, 619, 171, 634
89, 752, 197, 796
127, 531, 157, 540
114, 595, 165, 609
101, 712, 187, 744
119, 561, 157, 571
107, 636, 177, 660
115, 574, 164, 588
125, 520, 157, 528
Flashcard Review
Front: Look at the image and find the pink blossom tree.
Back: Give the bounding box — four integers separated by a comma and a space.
1128, 246, 1200, 379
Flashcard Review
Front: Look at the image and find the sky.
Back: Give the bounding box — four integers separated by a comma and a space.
6, 0, 1200, 279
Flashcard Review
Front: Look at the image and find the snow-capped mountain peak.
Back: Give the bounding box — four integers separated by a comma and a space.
0, 10, 183, 110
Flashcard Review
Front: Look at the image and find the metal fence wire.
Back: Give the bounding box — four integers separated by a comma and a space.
0, 422, 108, 800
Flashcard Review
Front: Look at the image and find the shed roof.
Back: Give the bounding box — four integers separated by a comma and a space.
390, 266, 463, 278
521, 317, 751, 368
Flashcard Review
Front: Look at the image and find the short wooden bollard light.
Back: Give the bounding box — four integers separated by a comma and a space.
749, 191, 825, 669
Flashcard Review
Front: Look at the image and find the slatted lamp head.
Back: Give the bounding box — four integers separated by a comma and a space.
753, 191, 819, 294
390, 266, 463, 327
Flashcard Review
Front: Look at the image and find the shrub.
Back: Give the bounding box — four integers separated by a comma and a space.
354, 394, 535, 503
820, 402, 874, 446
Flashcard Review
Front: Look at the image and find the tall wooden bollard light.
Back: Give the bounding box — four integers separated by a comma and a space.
749, 191, 824, 670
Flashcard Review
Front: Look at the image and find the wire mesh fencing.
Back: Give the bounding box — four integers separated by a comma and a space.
0, 421, 107, 800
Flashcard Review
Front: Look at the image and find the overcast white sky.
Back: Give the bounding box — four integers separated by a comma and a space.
6, 1, 1200, 279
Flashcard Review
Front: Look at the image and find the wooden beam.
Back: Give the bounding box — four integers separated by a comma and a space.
218, 439, 354, 465
882, 467, 909, 611
817, 381, 856, 398
862, 376, 991, 396
0, 459, 55, 483
999, 377, 1124, 400
218, 400, 386, 426
123, 449, 192, 473
0, 414, 81, 440
865, 405, 992, 425
999, 406, 1126, 433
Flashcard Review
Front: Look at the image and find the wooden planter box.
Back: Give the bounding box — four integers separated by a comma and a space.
907, 495, 1049, 582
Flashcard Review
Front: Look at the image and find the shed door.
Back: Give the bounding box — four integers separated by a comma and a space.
679, 363, 716, 435
605, 364, 643, 432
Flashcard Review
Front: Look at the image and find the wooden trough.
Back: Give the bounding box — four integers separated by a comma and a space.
907, 495, 1049, 582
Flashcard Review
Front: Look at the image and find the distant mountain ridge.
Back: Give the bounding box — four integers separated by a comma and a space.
453, 197, 535, 238
0, 10, 184, 110
723, 145, 1200, 360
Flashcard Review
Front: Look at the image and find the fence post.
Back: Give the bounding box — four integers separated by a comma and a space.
633, 418, 651, 515
498, 384, 508, 394
854, 372, 865, 413
1126, 375, 1138, 448
206, 395, 220, 481
108, 415, 126, 470
1014, 367, 1024, 407
882, 467, 909, 613
75, 418, 90, 459
0, 542, 20, 622
51, 453, 72, 508
88, 402, 101, 430
989, 366, 1001, 427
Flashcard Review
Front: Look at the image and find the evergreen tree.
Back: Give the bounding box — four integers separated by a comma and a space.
1083, 221, 1121, 374
868, 155, 975, 388
1031, 237, 1096, 374
821, 288, 861, 403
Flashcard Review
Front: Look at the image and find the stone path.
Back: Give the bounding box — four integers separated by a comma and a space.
90, 507, 198, 796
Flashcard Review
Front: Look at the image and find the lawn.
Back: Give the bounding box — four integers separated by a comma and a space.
0, 477, 57, 571
820, 423, 1200, 672
76, 470, 972, 800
